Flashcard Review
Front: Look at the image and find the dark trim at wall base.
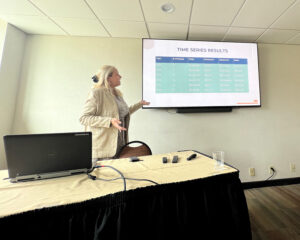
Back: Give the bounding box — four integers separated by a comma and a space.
242, 177, 300, 189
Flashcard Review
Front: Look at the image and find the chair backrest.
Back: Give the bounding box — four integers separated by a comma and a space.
115, 141, 152, 159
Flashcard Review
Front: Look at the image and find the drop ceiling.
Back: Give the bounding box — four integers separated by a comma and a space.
1, 0, 300, 44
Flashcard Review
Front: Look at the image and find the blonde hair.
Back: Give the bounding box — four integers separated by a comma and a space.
93, 65, 122, 96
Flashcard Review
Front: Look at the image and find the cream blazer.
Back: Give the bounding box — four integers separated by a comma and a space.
79, 87, 142, 159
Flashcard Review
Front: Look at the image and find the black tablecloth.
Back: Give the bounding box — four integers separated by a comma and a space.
0, 171, 251, 240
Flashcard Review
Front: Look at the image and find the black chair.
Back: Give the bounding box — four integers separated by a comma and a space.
115, 141, 152, 159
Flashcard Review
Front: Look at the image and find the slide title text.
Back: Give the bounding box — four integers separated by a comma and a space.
177, 47, 229, 53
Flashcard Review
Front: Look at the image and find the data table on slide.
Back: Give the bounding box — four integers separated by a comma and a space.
156, 56, 249, 94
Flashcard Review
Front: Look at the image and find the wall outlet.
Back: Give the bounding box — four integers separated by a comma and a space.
249, 168, 255, 176
269, 166, 275, 174
290, 163, 296, 172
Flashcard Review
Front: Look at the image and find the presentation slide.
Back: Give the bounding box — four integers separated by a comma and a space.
143, 39, 260, 108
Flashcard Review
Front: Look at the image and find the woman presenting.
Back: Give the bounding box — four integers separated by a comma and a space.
80, 65, 149, 161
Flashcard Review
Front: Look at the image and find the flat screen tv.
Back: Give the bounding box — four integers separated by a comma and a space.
142, 39, 260, 110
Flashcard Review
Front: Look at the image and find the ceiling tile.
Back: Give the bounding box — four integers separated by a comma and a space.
30, 0, 95, 19
52, 17, 109, 37
102, 20, 148, 38
0, 0, 42, 15
223, 27, 265, 42
0, 15, 67, 35
232, 0, 295, 28
148, 23, 188, 40
141, 0, 193, 24
256, 29, 299, 44
0, 0, 298, 45
286, 33, 300, 44
191, 0, 244, 26
188, 25, 228, 41
86, 0, 144, 21
271, 0, 300, 30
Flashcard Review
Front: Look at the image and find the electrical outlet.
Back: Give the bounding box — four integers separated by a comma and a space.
290, 163, 296, 172
269, 166, 275, 174
249, 168, 255, 176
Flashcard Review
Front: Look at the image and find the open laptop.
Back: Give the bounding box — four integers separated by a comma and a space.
3, 132, 92, 183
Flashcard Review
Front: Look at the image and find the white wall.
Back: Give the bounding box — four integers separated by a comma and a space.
0, 24, 26, 169
0, 19, 7, 65
4, 35, 300, 182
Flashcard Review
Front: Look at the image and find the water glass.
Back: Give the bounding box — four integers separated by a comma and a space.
212, 151, 225, 170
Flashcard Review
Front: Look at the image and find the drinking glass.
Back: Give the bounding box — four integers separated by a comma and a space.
212, 151, 225, 170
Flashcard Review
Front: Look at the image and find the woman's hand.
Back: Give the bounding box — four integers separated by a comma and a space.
111, 118, 127, 132
140, 100, 150, 105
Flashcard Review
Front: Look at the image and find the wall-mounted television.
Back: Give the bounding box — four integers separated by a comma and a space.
142, 39, 260, 111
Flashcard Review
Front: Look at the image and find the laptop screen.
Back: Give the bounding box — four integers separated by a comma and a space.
4, 132, 92, 182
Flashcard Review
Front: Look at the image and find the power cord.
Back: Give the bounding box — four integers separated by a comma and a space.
88, 165, 127, 191
265, 167, 276, 181
125, 177, 159, 186
87, 165, 159, 191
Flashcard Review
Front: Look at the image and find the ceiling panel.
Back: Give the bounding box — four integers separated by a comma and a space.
0, 0, 42, 15
141, 0, 193, 24
0, 15, 67, 35
232, 0, 295, 28
52, 17, 109, 37
86, 0, 144, 21
223, 27, 265, 42
102, 20, 148, 38
148, 23, 188, 40
30, 0, 95, 19
188, 25, 228, 41
271, 0, 300, 30
256, 29, 299, 44
191, 0, 245, 26
0, 0, 299, 44
286, 33, 300, 44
